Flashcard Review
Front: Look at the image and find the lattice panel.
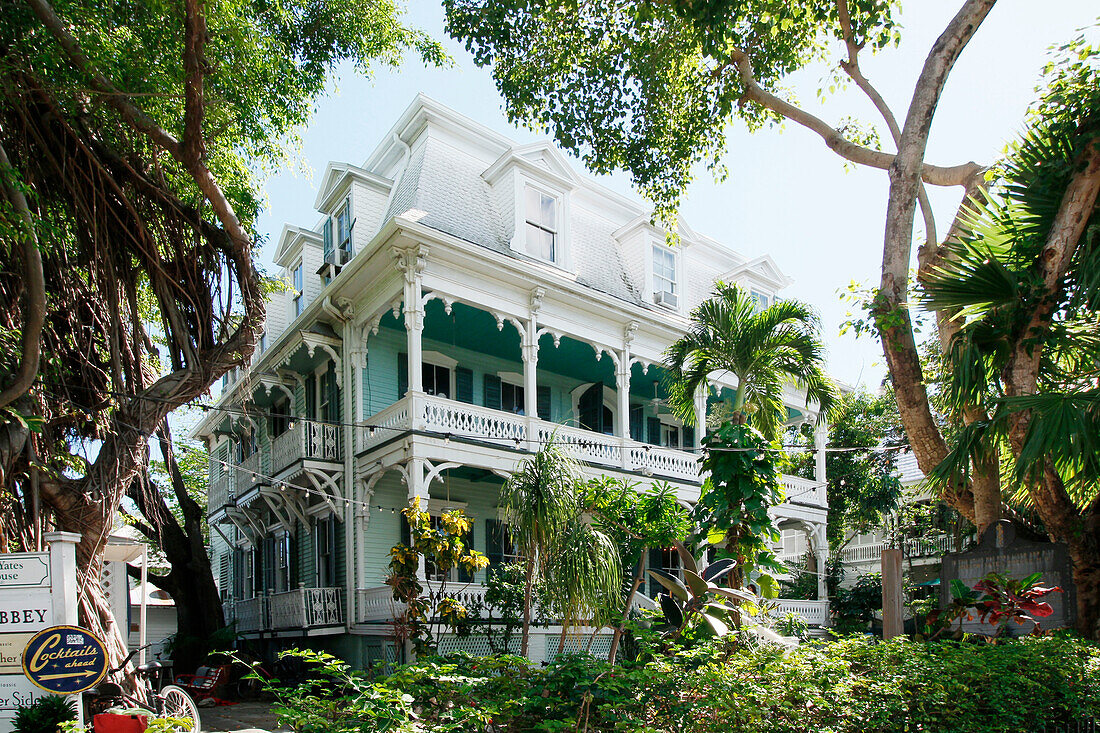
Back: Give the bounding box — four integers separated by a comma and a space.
547, 634, 613, 661
437, 635, 521, 657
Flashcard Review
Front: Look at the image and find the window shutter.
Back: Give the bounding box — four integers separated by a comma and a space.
324, 366, 341, 422
647, 547, 663, 598
537, 386, 552, 421
400, 514, 410, 547
485, 519, 505, 568
483, 374, 502, 410
647, 417, 661, 446
397, 353, 408, 399
455, 367, 474, 403
341, 198, 353, 253
305, 373, 317, 420
323, 218, 333, 258
630, 405, 644, 442
682, 425, 694, 449
458, 524, 476, 583
578, 382, 603, 432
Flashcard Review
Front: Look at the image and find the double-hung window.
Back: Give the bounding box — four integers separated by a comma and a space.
751, 290, 770, 312
652, 245, 677, 298
525, 187, 557, 261
293, 262, 304, 318
422, 362, 451, 399
337, 199, 352, 256
501, 381, 524, 415
270, 397, 291, 438
317, 515, 337, 587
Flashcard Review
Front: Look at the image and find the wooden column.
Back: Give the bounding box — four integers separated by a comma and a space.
882, 548, 905, 639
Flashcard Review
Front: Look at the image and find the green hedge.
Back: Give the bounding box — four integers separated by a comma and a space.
276, 636, 1100, 733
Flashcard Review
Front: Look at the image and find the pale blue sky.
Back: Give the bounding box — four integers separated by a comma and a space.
254, 2, 1098, 389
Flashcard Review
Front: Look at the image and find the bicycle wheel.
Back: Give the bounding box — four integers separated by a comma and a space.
237, 674, 263, 700
158, 685, 202, 732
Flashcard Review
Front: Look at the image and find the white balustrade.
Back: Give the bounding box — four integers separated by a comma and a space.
304, 587, 344, 626
209, 474, 231, 512
421, 397, 527, 444
628, 444, 701, 482
269, 589, 306, 629
535, 421, 622, 466
355, 581, 492, 624
232, 597, 267, 632
775, 598, 830, 626
780, 474, 827, 507
271, 422, 341, 473
235, 451, 262, 493
841, 535, 963, 564
357, 400, 410, 453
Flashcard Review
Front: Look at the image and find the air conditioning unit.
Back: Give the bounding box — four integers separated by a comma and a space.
654, 290, 678, 309
324, 248, 351, 266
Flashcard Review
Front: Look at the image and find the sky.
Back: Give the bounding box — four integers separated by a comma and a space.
253, 1, 1099, 390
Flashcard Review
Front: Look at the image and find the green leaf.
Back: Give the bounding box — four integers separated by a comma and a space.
647, 569, 690, 602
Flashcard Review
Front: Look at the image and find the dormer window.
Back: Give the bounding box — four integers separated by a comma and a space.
751, 290, 770, 312
652, 244, 678, 308
322, 198, 353, 270
525, 186, 557, 261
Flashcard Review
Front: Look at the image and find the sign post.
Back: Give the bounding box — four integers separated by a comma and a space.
0, 533, 82, 732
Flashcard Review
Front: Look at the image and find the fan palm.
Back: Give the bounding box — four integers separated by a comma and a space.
500, 438, 618, 656
664, 282, 838, 440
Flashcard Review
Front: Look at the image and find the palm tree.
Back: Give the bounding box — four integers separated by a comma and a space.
664, 282, 838, 440
544, 521, 621, 655
499, 439, 594, 656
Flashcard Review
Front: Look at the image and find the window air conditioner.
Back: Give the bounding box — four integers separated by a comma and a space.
654, 290, 678, 308
324, 248, 351, 266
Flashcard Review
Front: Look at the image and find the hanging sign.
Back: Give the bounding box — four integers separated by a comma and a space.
21, 626, 108, 694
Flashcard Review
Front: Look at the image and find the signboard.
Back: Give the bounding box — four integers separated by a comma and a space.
22, 627, 108, 695
0, 595, 52, 633
0, 556, 49, 590
0, 676, 47, 714
0, 635, 34, 675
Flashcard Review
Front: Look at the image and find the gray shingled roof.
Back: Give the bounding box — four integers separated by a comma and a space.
384, 136, 644, 305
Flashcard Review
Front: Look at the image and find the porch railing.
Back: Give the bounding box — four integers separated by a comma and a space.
209, 474, 232, 512
840, 534, 964, 564
235, 451, 262, 493
356, 580, 488, 624
780, 474, 827, 507
225, 588, 344, 632
271, 421, 341, 473
775, 599, 830, 626
354, 392, 823, 502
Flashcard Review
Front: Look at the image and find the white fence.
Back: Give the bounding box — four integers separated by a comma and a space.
227, 587, 344, 632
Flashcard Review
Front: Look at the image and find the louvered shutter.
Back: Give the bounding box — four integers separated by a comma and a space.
537, 386, 552, 421
647, 417, 661, 446
483, 374, 502, 410
397, 353, 408, 399
456, 367, 474, 403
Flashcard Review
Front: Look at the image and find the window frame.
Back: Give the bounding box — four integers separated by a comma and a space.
336, 198, 353, 255
421, 360, 454, 400
652, 244, 678, 297
292, 262, 304, 318
523, 185, 559, 263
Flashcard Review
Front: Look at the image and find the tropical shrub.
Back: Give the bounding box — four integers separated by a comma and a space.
268, 636, 1100, 732
13, 695, 75, 733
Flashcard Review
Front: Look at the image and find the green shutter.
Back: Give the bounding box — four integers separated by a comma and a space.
397, 353, 408, 399
647, 417, 661, 446
682, 425, 694, 449
400, 514, 410, 547
630, 405, 644, 442
305, 373, 317, 420
456, 367, 474, 403
537, 385, 552, 421
483, 374, 502, 410
485, 519, 505, 568
458, 524, 476, 583
323, 218, 333, 257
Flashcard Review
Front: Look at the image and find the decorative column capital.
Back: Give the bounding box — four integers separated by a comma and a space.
530, 286, 546, 317
392, 245, 428, 284
623, 320, 638, 348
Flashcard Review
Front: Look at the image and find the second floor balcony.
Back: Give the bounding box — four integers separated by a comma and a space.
357, 391, 825, 506
227, 587, 345, 633
270, 421, 342, 474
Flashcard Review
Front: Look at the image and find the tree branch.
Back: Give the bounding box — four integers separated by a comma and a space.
836, 0, 939, 245
0, 138, 46, 409
725, 45, 985, 188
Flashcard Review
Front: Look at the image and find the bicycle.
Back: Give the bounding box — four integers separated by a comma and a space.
83, 645, 202, 732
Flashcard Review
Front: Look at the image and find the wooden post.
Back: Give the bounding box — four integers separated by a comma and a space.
881, 548, 904, 639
